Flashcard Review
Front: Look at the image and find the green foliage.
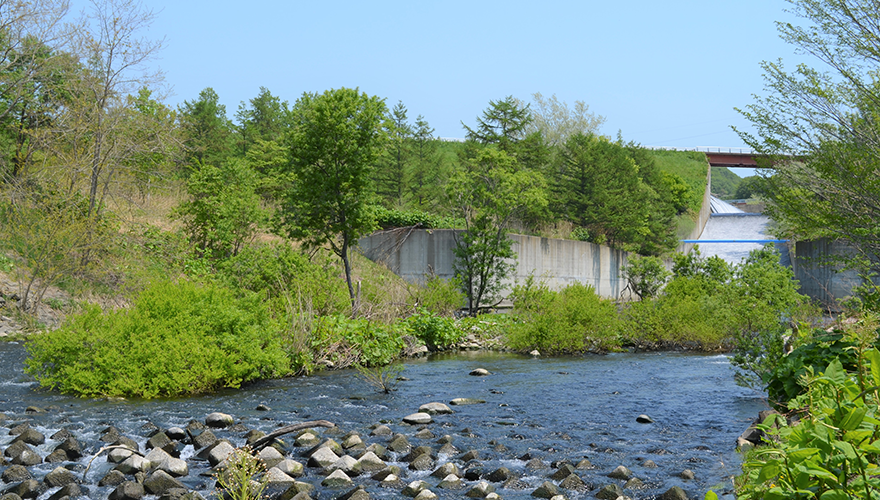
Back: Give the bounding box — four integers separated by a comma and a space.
371, 205, 461, 230
278, 87, 388, 312
648, 149, 708, 215
355, 362, 404, 394
735, 175, 764, 199
25, 280, 290, 398
738, 317, 880, 500
622, 255, 670, 299
406, 308, 463, 351
308, 315, 405, 369
178, 87, 233, 168
412, 275, 464, 317
213, 446, 268, 500
507, 278, 620, 354
173, 159, 266, 259
709, 167, 742, 199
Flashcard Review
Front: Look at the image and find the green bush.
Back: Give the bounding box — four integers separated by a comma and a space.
507, 280, 620, 353
25, 280, 290, 398
371, 205, 461, 229
308, 315, 405, 368
406, 308, 463, 351
622, 254, 670, 299
413, 275, 464, 316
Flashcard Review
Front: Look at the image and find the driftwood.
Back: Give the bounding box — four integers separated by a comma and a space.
251, 419, 335, 451
83, 444, 146, 480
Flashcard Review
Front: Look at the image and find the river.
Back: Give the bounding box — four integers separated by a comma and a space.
0, 343, 766, 499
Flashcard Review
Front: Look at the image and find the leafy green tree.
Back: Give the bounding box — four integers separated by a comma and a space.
277, 87, 387, 314
736, 0, 880, 276
375, 100, 412, 207
234, 86, 290, 155
173, 159, 266, 260
734, 175, 763, 199
447, 147, 547, 314
178, 87, 232, 168
462, 95, 532, 151
407, 115, 444, 209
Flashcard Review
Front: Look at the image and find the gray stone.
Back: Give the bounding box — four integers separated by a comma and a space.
190, 429, 217, 450
625, 477, 646, 489
595, 484, 624, 500
13, 479, 43, 499
54, 437, 83, 459
321, 469, 352, 488
275, 459, 304, 477
531, 480, 558, 498
437, 473, 463, 489
387, 435, 411, 453
465, 481, 495, 498
12, 448, 41, 466
43, 466, 76, 488
107, 446, 135, 463
115, 454, 151, 474
608, 465, 632, 480
204, 412, 234, 428
47, 483, 82, 500
659, 486, 689, 500
449, 398, 486, 405
338, 485, 371, 500
12, 429, 44, 446
109, 481, 145, 500
643, 459, 657, 468
143, 470, 186, 495
265, 467, 296, 486
147, 432, 172, 451
575, 458, 592, 469
294, 432, 320, 447
99, 470, 126, 487
356, 451, 386, 472
3, 441, 29, 460
341, 434, 363, 449
414, 429, 435, 439
636, 414, 654, 424
258, 446, 284, 469
560, 473, 589, 491
430, 462, 460, 479
408, 453, 434, 471
402, 479, 431, 497
44, 450, 67, 463
419, 402, 453, 415
414, 490, 438, 500
403, 412, 432, 425
369, 425, 392, 436
487, 467, 512, 483
328, 455, 360, 476
680, 469, 695, 480
1, 465, 31, 483
307, 446, 339, 468
165, 427, 186, 441
550, 463, 575, 480
206, 441, 235, 467
469, 368, 490, 376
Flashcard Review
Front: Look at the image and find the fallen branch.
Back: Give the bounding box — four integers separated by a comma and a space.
250, 420, 335, 451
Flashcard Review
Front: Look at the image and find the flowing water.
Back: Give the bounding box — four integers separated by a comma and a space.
699, 197, 790, 266
0, 343, 767, 499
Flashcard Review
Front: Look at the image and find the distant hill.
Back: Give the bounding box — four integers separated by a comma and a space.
711, 167, 742, 199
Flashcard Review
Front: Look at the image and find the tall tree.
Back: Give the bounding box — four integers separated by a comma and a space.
234, 86, 290, 155
277, 87, 388, 314
407, 115, 444, 209
735, 0, 880, 276
375, 100, 412, 207
448, 147, 547, 315
178, 87, 232, 168
521, 92, 606, 147
462, 95, 532, 152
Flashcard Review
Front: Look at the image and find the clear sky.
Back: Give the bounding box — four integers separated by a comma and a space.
85, 0, 806, 175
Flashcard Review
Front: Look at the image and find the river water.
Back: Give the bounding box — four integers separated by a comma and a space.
0, 342, 766, 499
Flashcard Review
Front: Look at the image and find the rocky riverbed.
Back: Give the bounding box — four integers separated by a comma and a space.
0, 401, 697, 500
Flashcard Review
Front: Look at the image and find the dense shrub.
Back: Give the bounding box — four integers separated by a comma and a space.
307, 315, 405, 369
411, 275, 464, 316
507, 279, 620, 353
25, 280, 290, 398
371, 205, 461, 230
406, 308, 463, 351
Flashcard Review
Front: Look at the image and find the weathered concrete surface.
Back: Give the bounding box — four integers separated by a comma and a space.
792, 238, 878, 311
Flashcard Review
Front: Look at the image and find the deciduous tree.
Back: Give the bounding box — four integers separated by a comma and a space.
278, 87, 388, 314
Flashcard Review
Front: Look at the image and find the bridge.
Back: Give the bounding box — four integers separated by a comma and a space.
646, 146, 774, 169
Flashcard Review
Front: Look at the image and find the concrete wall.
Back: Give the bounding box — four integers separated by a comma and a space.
792, 238, 875, 311
358, 229, 632, 301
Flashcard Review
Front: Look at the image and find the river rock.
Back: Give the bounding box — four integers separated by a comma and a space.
469, 368, 490, 376
165, 427, 186, 441
437, 473, 463, 489
328, 455, 361, 476
12, 428, 44, 447
370, 425, 392, 436
2, 464, 31, 482
4, 441, 30, 460
449, 398, 486, 405
49, 483, 83, 500
205, 412, 234, 428
402, 480, 431, 497
575, 458, 592, 469
419, 402, 453, 415
430, 462, 460, 478
660, 486, 689, 500
143, 470, 185, 495
108, 446, 136, 463
305, 438, 342, 457
115, 454, 151, 474
636, 414, 654, 424
338, 485, 371, 500
206, 441, 235, 467
387, 435, 411, 453
307, 446, 339, 468
643, 459, 657, 468
625, 477, 646, 489
403, 446, 434, 462
295, 431, 320, 447
465, 481, 495, 498
438, 443, 458, 455
531, 480, 559, 498
12, 448, 41, 466
99, 470, 127, 487
486, 467, 512, 483
258, 446, 285, 469
595, 484, 624, 500
414, 490, 438, 500
356, 451, 386, 472
265, 467, 297, 486
608, 465, 632, 479
146, 432, 172, 451
44, 449, 68, 463
55, 436, 83, 459
550, 463, 575, 480
414, 428, 435, 439
13, 479, 44, 499
191, 429, 217, 451
43, 466, 76, 488
109, 480, 145, 500
560, 473, 589, 491
366, 443, 389, 460
680, 469, 695, 480
408, 453, 434, 471
322, 469, 352, 488
459, 449, 480, 462
403, 412, 432, 425
275, 459, 304, 477
526, 458, 548, 470
342, 434, 363, 449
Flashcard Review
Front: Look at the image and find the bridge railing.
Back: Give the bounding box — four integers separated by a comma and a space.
643, 146, 757, 154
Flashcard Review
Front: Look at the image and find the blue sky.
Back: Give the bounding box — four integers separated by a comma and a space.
90, 1, 804, 174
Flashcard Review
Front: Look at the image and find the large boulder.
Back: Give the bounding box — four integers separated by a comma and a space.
43, 466, 76, 488
403, 413, 432, 425
205, 412, 234, 429
307, 447, 339, 468
143, 470, 186, 495
419, 403, 453, 415
109, 480, 145, 500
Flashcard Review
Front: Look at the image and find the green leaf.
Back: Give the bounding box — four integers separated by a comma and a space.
868, 348, 880, 387
758, 460, 782, 483
824, 358, 846, 385
820, 490, 852, 500
704, 491, 718, 500
840, 406, 868, 431
788, 448, 821, 461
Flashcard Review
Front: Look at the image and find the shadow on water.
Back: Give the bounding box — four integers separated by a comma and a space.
0, 343, 766, 499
